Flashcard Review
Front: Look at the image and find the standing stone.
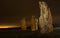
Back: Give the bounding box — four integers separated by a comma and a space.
39, 1, 53, 33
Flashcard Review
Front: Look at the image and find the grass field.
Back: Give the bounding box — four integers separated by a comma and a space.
0, 27, 59, 38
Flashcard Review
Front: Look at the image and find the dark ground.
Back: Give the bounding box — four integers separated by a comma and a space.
0, 27, 60, 38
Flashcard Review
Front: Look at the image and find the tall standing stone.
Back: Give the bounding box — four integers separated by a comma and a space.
39, 1, 53, 33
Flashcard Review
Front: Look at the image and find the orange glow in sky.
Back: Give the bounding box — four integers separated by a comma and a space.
0, 25, 19, 28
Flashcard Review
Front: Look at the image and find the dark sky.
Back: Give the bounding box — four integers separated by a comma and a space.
0, 0, 60, 24
45, 0, 60, 24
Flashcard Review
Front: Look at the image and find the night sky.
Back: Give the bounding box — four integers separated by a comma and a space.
0, 0, 60, 24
